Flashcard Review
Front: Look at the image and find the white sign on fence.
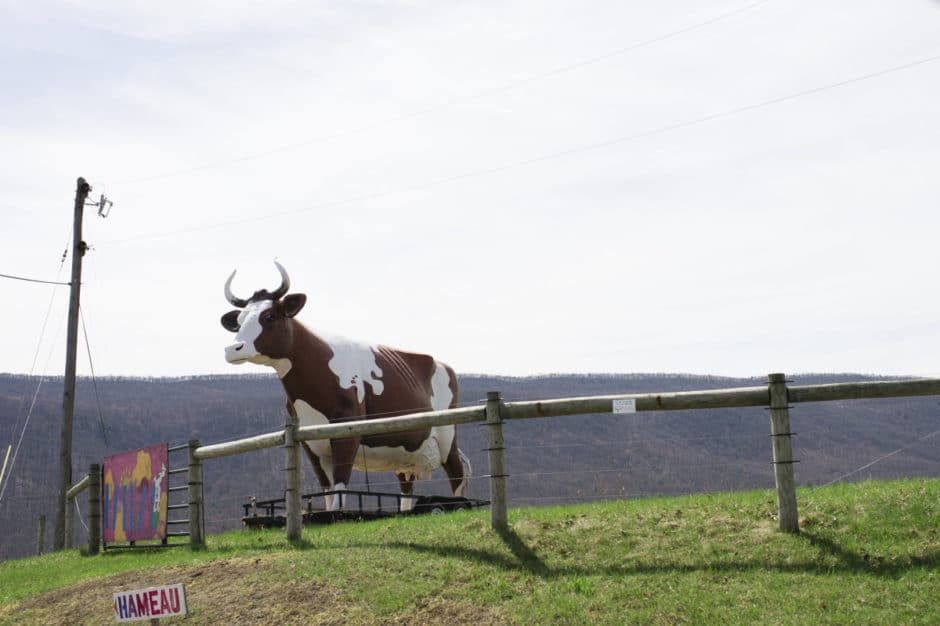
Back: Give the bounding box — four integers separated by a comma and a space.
113, 583, 187, 622
612, 398, 637, 414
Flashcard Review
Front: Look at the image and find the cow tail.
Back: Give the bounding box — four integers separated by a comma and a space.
458, 448, 472, 498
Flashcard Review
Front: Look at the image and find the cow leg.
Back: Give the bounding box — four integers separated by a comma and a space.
397, 473, 416, 512
442, 437, 470, 497
301, 442, 330, 488
328, 436, 360, 511
302, 443, 336, 510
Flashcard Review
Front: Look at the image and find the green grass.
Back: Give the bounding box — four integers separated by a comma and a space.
2, 478, 939, 624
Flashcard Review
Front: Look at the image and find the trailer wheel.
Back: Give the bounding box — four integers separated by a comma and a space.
430, 505, 446, 515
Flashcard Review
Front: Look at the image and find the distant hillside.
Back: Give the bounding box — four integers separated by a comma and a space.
1, 372, 938, 561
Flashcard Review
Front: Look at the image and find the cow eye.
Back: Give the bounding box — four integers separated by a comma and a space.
261, 312, 276, 324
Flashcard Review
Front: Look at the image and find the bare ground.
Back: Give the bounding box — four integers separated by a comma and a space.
0, 556, 501, 625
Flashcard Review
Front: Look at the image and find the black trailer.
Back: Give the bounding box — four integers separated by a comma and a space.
242, 489, 489, 528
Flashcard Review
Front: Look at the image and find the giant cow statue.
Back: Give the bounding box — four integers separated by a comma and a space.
220, 261, 469, 511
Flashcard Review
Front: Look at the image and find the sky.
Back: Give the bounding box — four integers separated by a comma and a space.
2, 0, 939, 380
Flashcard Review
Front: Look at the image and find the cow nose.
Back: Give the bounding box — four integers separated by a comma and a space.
225, 342, 249, 362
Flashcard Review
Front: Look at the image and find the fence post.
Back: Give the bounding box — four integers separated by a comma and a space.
768, 373, 799, 533
187, 441, 205, 548
37, 514, 46, 556
88, 463, 100, 554
64, 490, 73, 550
284, 414, 303, 543
485, 391, 508, 531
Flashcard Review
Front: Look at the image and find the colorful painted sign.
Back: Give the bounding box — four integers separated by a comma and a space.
113, 583, 187, 622
103, 443, 169, 543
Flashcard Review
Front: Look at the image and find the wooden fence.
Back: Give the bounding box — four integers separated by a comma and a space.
66, 441, 204, 554
70, 374, 940, 551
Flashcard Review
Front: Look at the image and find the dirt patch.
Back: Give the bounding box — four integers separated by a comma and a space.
383, 596, 502, 626
750, 520, 779, 539
0, 556, 501, 625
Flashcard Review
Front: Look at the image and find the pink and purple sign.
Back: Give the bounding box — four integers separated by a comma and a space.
113, 583, 187, 622
102, 443, 169, 543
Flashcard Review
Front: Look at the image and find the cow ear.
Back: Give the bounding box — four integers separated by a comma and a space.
221, 310, 241, 332
281, 293, 306, 318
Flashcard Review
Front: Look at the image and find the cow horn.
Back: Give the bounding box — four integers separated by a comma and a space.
224, 269, 249, 307
271, 260, 290, 300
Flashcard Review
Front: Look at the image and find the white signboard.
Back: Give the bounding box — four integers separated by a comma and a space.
113, 583, 187, 622
612, 398, 637, 414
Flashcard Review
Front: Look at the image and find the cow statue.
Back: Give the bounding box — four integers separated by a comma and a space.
220, 261, 470, 512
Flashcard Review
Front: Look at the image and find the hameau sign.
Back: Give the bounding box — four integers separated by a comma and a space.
113, 583, 186, 622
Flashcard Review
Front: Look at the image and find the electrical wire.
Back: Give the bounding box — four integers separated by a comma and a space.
816, 427, 940, 488
98, 50, 940, 248
0, 272, 71, 286
106, 0, 774, 187
0, 312, 67, 504
0, 245, 70, 505
80, 306, 110, 448
8, 247, 68, 438
74, 497, 89, 533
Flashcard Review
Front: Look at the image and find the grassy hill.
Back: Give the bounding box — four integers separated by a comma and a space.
1, 478, 938, 625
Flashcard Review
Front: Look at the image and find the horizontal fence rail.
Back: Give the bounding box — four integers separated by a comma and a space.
193, 378, 940, 457
501, 387, 769, 418
195, 431, 284, 460
65, 474, 90, 499
185, 375, 940, 540
788, 378, 940, 403
296, 406, 486, 442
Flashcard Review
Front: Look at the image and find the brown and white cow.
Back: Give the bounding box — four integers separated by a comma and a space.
220, 261, 469, 511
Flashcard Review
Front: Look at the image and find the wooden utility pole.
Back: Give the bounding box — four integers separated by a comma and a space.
53, 177, 91, 551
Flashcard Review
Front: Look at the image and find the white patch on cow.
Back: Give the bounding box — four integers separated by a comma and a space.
224, 301, 293, 377
294, 398, 459, 510
352, 426, 450, 477
225, 300, 268, 361
294, 400, 336, 508
430, 362, 453, 411
294, 400, 331, 458
320, 333, 384, 403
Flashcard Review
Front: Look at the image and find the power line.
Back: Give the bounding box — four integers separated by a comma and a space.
1, 245, 69, 503
73, 497, 89, 533
107, 0, 773, 187
80, 306, 110, 448
0, 272, 71, 286
99, 50, 940, 248
0, 310, 68, 505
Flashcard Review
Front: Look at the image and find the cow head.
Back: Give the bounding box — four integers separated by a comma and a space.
221, 261, 307, 374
